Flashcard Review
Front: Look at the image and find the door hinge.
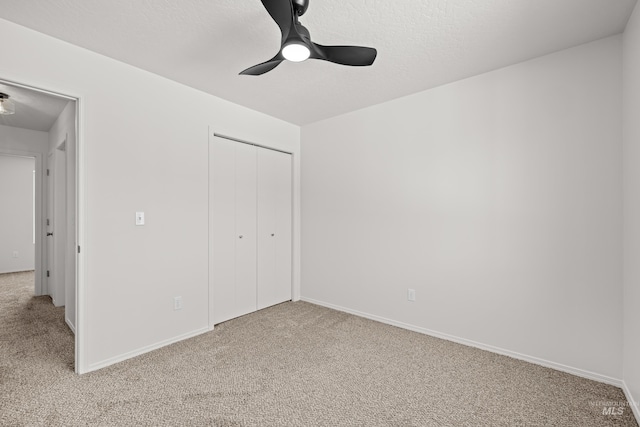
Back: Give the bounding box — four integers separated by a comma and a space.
78, 245, 81, 254
47, 169, 50, 176
47, 270, 50, 277
46, 218, 50, 226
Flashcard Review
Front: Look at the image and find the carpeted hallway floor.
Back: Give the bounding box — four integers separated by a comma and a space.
1, 271, 638, 426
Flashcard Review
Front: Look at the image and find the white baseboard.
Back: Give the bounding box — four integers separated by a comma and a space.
622, 380, 640, 424
301, 297, 623, 388
65, 317, 76, 334
86, 327, 210, 374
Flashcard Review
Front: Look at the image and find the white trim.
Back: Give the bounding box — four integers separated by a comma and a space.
213, 133, 293, 155
65, 316, 76, 335
622, 380, 640, 424
0, 76, 86, 375
85, 327, 210, 373
207, 126, 213, 330
0, 79, 77, 102
301, 297, 623, 387
75, 95, 87, 374
33, 169, 35, 245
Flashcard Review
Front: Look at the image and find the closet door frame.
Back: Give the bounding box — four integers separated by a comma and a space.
208, 132, 296, 330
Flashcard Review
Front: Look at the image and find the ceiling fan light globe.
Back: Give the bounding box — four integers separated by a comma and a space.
282, 43, 310, 62
0, 95, 15, 115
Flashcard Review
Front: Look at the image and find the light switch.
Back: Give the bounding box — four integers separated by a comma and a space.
136, 212, 145, 226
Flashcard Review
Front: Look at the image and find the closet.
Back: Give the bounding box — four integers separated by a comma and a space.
209, 135, 292, 325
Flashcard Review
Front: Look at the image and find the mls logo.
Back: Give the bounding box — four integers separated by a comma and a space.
602, 406, 624, 416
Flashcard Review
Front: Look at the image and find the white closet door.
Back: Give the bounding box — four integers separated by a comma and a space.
211, 138, 235, 324
257, 148, 292, 310
234, 143, 258, 318
210, 138, 257, 324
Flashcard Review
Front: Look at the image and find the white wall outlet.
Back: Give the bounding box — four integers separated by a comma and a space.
12, 251, 18, 258
135, 212, 145, 226
407, 288, 416, 302
174, 296, 183, 311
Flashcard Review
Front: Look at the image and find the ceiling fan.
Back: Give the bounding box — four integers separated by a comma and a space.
240, 0, 377, 76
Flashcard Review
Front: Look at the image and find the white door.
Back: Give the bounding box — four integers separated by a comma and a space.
234, 142, 258, 318
210, 137, 257, 324
210, 136, 292, 325
211, 138, 235, 324
257, 148, 292, 310
46, 154, 55, 299
54, 145, 66, 308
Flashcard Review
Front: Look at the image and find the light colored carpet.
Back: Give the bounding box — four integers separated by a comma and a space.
1, 271, 637, 426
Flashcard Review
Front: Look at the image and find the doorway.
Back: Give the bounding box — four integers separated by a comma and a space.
0, 78, 82, 371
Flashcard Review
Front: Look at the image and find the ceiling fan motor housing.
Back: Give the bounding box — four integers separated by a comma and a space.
295, 24, 311, 41
292, 0, 309, 16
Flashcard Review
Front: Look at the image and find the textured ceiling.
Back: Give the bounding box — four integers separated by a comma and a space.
0, 0, 636, 125
0, 82, 70, 132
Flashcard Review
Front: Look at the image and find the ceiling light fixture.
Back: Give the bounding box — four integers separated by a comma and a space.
239, 0, 376, 76
0, 93, 15, 115
282, 42, 311, 62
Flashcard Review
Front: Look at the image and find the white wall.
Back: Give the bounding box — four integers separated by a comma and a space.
0, 124, 49, 154
302, 36, 623, 382
623, 1, 640, 420
0, 18, 300, 372
0, 124, 48, 293
0, 155, 36, 273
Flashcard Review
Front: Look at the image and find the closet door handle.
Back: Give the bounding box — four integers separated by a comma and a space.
271, 233, 275, 237
239, 235, 243, 239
